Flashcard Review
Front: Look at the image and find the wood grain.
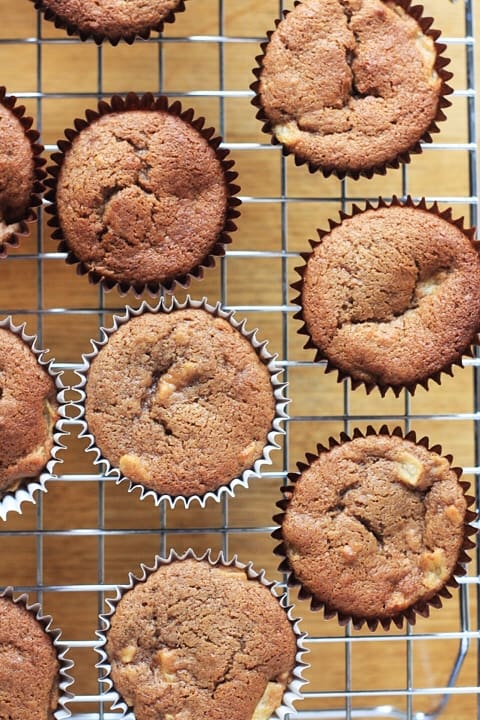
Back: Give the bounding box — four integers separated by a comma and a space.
0, 1, 478, 718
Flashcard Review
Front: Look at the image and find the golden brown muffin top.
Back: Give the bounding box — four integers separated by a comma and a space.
300, 205, 480, 391
85, 309, 276, 497
0, 328, 58, 493
0, 597, 59, 719
55, 109, 228, 286
281, 434, 467, 621
40, 0, 183, 40
0, 103, 35, 241
258, 0, 442, 174
106, 559, 297, 720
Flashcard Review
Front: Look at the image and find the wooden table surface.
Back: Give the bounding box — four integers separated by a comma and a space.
0, 1, 478, 718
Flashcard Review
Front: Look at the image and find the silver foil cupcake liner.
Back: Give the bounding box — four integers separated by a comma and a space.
0, 586, 74, 718
0, 86, 45, 258
95, 548, 308, 719
44, 92, 241, 297
0, 316, 67, 521
71, 295, 289, 508
273, 425, 477, 631
251, 0, 453, 180
30, 0, 188, 46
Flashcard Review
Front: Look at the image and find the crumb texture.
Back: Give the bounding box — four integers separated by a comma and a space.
301, 205, 480, 388
106, 559, 297, 720
0, 103, 34, 241
0, 328, 58, 493
0, 597, 59, 719
56, 110, 228, 285
282, 434, 467, 619
41, 0, 183, 38
85, 309, 276, 497
259, 0, 442, 172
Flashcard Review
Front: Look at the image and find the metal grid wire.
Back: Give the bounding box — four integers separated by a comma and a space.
0, 1, 478, 719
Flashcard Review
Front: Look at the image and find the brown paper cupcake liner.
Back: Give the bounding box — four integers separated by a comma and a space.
30, 0, 187, 46
44, 92, 241, 297
95, 548, 308, 719
292, 195, 480, 397
251, 0, 453, 180
0, 586, 74, 718
273, 425, 477, 632
71, 296, 288, 509
0, 87, 45, 258
0, 316, 67, 521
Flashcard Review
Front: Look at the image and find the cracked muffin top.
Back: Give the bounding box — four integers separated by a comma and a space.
280, 433, 468, 624
53, 107, 230, 290
84, 308, 276, 498
0, 596, 60, 718
298, 203, 480, 393
36, 0, 185, 44
0, 327, 58, 494
255, 0, 445, 176
105, 558, 297, 720
0, 102, 35, 246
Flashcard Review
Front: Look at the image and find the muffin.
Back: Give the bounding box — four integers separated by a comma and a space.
46, 93, 240, 295
0, 589, 69, 719
78, 298, 285, 505
274, 427, 476, 630
252, 0, 452, 178
31, 0, 187, 45
97, 553, 304, 720
0, 320, 59, 498
293, 197, 480, 395
0, 87, 45, 258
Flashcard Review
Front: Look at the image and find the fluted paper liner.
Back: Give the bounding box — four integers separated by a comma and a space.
45, 92, 241, 297
31, 0, 187, 46
71, 296, 288, 508
251, 0, 453, 180
0, 86, 45, 258
0, 316, 67, 521
0, 586, 74, 718
95, 549, 308, 719
273, 425, 477, 631
292, 195, 480, 397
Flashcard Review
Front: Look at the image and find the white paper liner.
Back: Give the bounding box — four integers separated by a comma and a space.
0, 586, 74, 718
0, 317, 67, 521
95, 548, 308, 720
70, 296, 289, 509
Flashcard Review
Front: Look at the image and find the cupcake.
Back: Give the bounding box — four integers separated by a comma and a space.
293, 197, 480, 395
274, 427, 476, 630
0, 587, 73, 718
252, 0, 452, 178
31, 0, 187, 45
45, 93, 241, 296
75, 297, 287, 506
0, 87, 45, 258
0, 317, 60, 517
96, 551, 306, 720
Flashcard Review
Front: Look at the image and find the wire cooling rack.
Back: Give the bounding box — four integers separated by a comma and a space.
0, 1, 478, 719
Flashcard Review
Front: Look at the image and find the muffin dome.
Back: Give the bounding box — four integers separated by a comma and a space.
253, 0, 451, 177
83, 305, 278, 499
0, 595, 60, 718
0, 326, 58, 494
277, 430, 473, 628
33, 0, 186, 44
47, 95, 240, 294
295, 199, 480, 394
104, 558, 298, 720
